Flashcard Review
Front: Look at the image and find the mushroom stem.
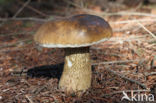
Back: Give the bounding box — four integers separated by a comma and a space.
59, 47, 92, 94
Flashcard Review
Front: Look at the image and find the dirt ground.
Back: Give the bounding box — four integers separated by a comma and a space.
0, 0, 156, 103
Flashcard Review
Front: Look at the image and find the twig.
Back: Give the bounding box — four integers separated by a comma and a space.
0, 15, 62, 22
111, 18, 156, 24
96, 35, 155, 45
87, 9, 156, 18
103, 12, 156, 17
0, 39, 32, 49
32, 85, 47, 95
137, 22, 156, 39
0, 47, 26, 54
100, 67, 147, 89
102, 89, 150, 97
13, 0, 31, 18
0, 31, 35, 36
132, 1, 143, 11
145, 72, 156, 77
10, 68, 27, 76
0, 17, 48, 22
92, 36, 148, 49
92, 59, 141, 65
103, 35, 147, 42
113, 22, 153, 32
92, 96, 108, 101
0, 0, 49, 27
25, 95, 34, 103
18, 0, 48, 17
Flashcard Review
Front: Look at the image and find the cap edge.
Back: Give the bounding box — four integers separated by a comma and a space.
38, 38, 110, 48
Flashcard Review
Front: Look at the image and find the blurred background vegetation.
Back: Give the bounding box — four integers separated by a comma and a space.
0, 0, 156, 18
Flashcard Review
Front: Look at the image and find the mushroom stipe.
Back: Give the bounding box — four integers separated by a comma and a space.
59, 47, 91, 95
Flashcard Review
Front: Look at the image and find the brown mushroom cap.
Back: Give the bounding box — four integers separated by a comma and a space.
34, 14, 112, 48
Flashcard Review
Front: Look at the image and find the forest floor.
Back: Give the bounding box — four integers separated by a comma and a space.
0, 1, 156, 103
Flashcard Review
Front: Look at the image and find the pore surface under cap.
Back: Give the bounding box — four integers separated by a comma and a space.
34, 14, 112, 48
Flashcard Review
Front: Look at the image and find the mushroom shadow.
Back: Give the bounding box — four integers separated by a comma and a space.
27, 63, 64, 80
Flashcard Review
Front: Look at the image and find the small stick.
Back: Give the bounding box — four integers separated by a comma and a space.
18, 0, 48, 17
25, 95, 34, 103
13, 0, 31, 18
145, 72, 156, 77
102, 89, 150, 97
111, 18, 156, 24
104, 35, 146, 42
0, 0, 31, 27
137, 22, 156, 39
0, 39, 32, 49
0, 31, 35, 36
0, 17, 48, 22
100, 67, 147, 89
92, 59, 141, 65
103, 12, 156, 17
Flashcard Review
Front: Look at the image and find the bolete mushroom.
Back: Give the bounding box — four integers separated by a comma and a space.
34, 14, 112, 94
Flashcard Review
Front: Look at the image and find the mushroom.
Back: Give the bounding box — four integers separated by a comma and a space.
34, 14, 112, 94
